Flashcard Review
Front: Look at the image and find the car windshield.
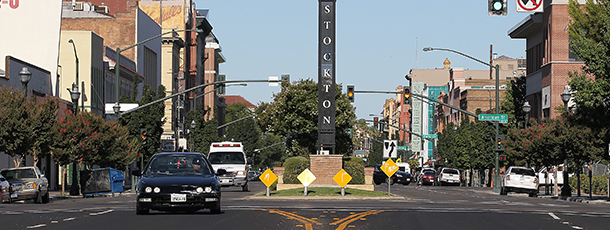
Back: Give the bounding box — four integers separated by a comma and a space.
144, 155, 213, 175
208, 152, 246, 164
1, 168, 37, 180
444, 169, 459, 174
423, 171, 435, 175
511, 168, 535, 176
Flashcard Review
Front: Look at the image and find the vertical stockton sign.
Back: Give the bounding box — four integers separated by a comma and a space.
318, 0, 336, 154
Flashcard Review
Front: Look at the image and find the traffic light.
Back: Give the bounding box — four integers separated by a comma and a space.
347, 85, 354, 102
403, 86, 411, 104
373, 117, 379, 128
496, 135, 505, 151
281, 74, 290, 83
499, 155, 507, 161
488, 0, 507, 16
140, 128, 147, 144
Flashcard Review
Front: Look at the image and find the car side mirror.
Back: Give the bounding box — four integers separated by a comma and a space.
131, 170, 142, 176
216, 169, 227, 176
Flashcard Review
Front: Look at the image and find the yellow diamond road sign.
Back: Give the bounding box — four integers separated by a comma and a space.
259, 169, 278, 188
297, 168, 316, 187
381, 158, 399, 178
333, 169, 352, 188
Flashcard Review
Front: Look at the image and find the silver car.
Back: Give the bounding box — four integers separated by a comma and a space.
0, 166, 49, 203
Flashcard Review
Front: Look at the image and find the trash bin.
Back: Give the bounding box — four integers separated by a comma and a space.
81, 168, 124, 197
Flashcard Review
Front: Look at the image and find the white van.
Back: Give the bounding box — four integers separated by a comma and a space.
208, 141, 249, 191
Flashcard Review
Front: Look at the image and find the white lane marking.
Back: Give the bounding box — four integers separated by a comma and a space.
63, 217, 76, 221
90, 209, 114, 216
26, 224, 46, 229
51, 221, 58, 224
572, 226, 583, 229
548, 212, 560, 220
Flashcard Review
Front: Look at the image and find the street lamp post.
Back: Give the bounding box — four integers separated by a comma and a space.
523, 101, 531, 129
67, 82, 81, 196
19, 67, 31, 95
561, 86, 572, 197
424, 47, 502, 192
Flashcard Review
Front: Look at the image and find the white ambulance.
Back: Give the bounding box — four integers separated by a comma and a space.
208, 141, 249, 191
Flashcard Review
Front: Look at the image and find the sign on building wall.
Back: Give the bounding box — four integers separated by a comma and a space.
411, 82, 425, 153
0, 0, 63, 96
139, 0, 186, 30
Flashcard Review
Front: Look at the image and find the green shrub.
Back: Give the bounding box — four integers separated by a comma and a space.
343, 159, 365, 184
282, 156, 310, 184
569, 174, 609, 195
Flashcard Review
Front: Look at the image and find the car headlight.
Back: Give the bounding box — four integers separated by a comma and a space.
196, 187, 204, 193
204, 186, 212, 193
145, 187, 152, 193
153, 187, 161, 193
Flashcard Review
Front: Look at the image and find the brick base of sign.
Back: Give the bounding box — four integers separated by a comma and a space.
272, 156, 375, 191
309, 155, 343, 185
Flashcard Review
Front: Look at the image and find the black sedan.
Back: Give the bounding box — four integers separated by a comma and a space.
372, 164, 412, 185
132, 152, 226, 215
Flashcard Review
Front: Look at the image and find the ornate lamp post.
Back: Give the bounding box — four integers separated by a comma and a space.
522, 101, 531, 129
19, 67, 31, 95
560, 86, 572, 197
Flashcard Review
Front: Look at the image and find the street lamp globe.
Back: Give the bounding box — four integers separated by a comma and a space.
523, 101, 531, 113
70, 84, 80, 101
561, 87, 571, 104
19, 67, 31, 85
112, 102, 121, 114
190, 120, 196, 129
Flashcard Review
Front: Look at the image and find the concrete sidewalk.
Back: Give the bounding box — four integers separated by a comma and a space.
538, 194, 610, 204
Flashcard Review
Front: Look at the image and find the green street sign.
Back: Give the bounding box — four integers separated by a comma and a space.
478, 114, 508, 123
397, 146, 407, 150
423, 134, 438, 139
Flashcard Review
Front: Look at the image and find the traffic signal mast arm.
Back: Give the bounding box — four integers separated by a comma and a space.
120, 79, 278, 116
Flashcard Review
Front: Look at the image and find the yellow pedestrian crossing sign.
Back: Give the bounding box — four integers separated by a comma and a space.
259, 169, 278, 187
381, 159, 399, 178
333, 169, 352, 188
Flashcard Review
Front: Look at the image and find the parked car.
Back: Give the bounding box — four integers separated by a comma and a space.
416, 167, 436, 185
436, 168, 461, 186
418, 170, 436, 186
501, 166, 539, 197
373, 164, 396, 185
132, 152, 226, 214
0, 166, 49, 204
0, 174, 10, 203
394, 170, 412, 185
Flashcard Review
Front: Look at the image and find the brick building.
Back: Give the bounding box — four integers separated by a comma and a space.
509, 0, 585, 121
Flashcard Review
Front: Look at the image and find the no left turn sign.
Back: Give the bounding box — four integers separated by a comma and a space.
516, 0, 543, 13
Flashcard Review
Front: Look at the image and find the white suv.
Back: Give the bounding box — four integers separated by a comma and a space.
436, 168, 461, 186
500, 166, 538, 197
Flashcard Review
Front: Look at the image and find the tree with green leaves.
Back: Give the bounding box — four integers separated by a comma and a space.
118, 84, 166, 163
565, 0, 610, 163
225, 102, 261, 156
257, 79, 356, 156
0, 87, 59, 167
187, 107, 221, 154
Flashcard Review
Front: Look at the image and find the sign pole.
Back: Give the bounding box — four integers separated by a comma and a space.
304, 186, 308, 196
266, 187, 270, 197
341, 187, 345, 196
387, 177, 391, 195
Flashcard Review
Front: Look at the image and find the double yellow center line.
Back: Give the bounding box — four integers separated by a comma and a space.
261, 209, 384, 230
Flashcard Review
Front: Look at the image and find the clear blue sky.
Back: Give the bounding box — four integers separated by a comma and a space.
195, 0, 529, 120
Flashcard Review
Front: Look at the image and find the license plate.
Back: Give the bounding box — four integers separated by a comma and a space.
170, 194, 186, 202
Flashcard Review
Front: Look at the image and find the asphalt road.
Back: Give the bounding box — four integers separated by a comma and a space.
1, 182, 609, 230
